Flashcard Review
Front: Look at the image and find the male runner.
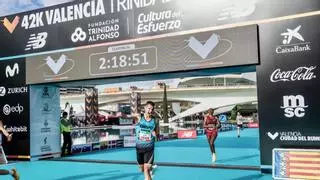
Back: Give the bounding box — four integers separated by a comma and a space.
203, 108, 220, 163
236, 112, 243, 138
133, 101, 158, 180
0, 120, 20, 180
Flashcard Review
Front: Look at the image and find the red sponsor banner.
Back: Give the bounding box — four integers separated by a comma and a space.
248, 122, 259, 128
177, 130, 197, 139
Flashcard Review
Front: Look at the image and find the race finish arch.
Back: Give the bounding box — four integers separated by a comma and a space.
0, 0, 319, 176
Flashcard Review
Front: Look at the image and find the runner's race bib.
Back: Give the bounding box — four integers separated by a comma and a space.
139, 129, 152, 142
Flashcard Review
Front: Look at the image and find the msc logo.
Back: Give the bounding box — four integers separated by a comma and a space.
5, 63, 19, 78
281, 95, 308, 118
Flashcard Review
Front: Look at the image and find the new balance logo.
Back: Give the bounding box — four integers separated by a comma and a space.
25, 32, 48, 51
281, 95, 308, 118
5, 63, 19, 78
276, 25, 311, 54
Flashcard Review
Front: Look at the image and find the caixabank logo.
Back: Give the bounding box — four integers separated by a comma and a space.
275, 25, 311, 54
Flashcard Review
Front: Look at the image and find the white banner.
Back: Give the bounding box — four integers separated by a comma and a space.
30, 85, 61, 157
123, 136, 136, 147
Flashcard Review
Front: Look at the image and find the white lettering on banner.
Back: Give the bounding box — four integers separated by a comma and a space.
8, 87, 28, 94
88, 19, 120, 42
281, 95, 308, 118
270, 66, 316, 82
268, 131, 320, 142
276, 45, 311, 53
21, 0, 105, 29
5, 126, 28, 133
0, 87, 27, 96
137, 10, 182, 34
3, 104, 24, 115
112, 0, 156, 13
275, 25, 311, 54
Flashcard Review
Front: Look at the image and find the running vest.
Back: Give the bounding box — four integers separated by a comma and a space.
135, 115, 156, 151
205, 115, 218, 132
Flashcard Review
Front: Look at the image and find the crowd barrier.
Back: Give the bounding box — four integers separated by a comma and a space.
70, 123, 241, 154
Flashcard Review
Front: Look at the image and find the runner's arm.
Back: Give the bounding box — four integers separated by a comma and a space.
132, 113, 141, 124
0, 121, 12, 141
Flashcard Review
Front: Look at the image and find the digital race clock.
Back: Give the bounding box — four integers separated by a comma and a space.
89, 47, 157, 76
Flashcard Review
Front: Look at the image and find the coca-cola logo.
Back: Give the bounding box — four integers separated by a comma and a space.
270, 66, 316, 82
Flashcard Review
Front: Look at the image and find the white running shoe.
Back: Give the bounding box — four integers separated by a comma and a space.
212, 153, 216, 163
151, 164, 157, 178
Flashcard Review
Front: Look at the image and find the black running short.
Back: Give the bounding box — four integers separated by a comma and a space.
136, 149, 154, 165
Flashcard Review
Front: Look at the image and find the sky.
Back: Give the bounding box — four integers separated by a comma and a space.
0, 0, 72, 16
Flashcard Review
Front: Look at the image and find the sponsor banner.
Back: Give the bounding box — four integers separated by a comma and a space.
30, 85, 61, 156
130, 92, 141, 114
85, 88, 99, 126
273, 148, 320, 180
26, 25, 258, 84
0, 0, 319, 59
219, 123, 236, 132
123, 136, 136, 147
0, 59, 30, 157
248, 122, 259, 128
257, 15, 320, 167
177, 130, 197, 139
92, 142, 101, 151
116, 139, 124, 147
119, 118, 134, 125
168, 133, 177, 139
71, 144, 92, 154
196, 129, 204, 135
119, 128, 134, 136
